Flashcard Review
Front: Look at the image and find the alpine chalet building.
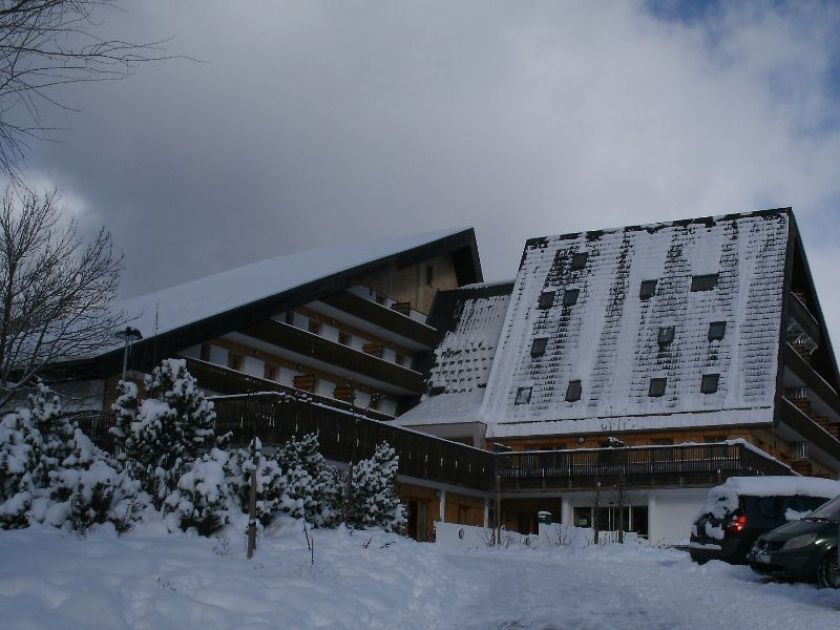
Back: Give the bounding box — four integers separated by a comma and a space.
396, 208, 840, 542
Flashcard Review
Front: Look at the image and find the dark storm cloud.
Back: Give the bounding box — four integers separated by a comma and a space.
17, 1, 840, 350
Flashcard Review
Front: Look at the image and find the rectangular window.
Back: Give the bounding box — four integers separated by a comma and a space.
563, 289, 579, 307
708, 321, 726, 341
530, 337, 548, 357
639, 280, 657, 300
515, 386, 532, 405
649, 377, 667, 397
691, 274, 718, 292
264, 364, 277, 381
538, 291, 555, 309
565, 380, 582, 402
701, 373, 720, 394
425, 265, 434, 286
570, 252, 588, 271
657, 326, 675, 347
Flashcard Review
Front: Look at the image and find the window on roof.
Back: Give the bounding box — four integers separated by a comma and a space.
570, 252, 588, 271
701, 373, 720, 394
691, 274, 718, 292
425, 265, 434, 286
658, 326, 675, 347
538, 291, 555, 309
563, 289, 579, 307
531, 337, 548, 358
708, 321, 726, 341
639, 280, 657, 300
649, 378, 667, 398
565, 380, 582, 402
515, 386, 532, 405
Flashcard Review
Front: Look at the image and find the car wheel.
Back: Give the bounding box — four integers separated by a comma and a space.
816, 549, 838, 589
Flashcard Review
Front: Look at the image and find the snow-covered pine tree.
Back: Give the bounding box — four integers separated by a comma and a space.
125, 358, 218, 507
109, 380, 139, 464
227, 438, 286, 526
276, 433, 342, 527
0, 383, 144, 532
164, 448, 230, 535
348, 441, 405, 533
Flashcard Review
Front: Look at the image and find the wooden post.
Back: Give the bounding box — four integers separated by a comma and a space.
494, 474, 501, 545
247, 443, 259, 559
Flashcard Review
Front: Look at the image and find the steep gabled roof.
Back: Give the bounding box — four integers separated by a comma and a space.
396, 281, 513, 426
480, 209, 791, 437
60, 227, 482, 378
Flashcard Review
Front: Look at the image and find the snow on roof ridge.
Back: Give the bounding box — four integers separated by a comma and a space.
524, 207, 791, 245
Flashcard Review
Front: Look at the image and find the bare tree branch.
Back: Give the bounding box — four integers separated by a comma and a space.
0, 0, 172, 178
0, 184, 125, 405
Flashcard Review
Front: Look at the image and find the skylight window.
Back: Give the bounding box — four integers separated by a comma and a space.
701, 374, 720, 394
531, 337, 548, 358
570, 252, 588, 271
708, 321, 726, 341
691, 274, 718, 292
657, 326, 675, 347
515, 386, 532, 405
639, 280, 657, 300
649, 378, 667, 398
565, 380, 582, 402
563, 289, 579, 307
538, 291, 555, 309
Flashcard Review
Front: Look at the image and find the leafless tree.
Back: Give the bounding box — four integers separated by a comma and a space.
0, 185, 124, 405
0, 1, 166, 177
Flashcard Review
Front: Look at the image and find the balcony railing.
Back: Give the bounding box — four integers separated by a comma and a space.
72, 393, 794, 495
212, 393, 497, 491
495, 442, 792, 492
182, 357, 395, 422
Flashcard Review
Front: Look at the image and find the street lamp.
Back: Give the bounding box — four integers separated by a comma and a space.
114, 326, 143, 381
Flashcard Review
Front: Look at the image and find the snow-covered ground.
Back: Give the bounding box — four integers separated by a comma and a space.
1, 519, 838, 629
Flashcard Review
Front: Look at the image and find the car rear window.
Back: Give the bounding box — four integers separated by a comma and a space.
752, 495, 828, 521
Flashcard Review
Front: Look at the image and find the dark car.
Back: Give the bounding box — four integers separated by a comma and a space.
748, 494, 840, 588
688, 477, 838, 565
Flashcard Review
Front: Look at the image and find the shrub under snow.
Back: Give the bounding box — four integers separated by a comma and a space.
348, 441, 406, 533
165, 448, 230, 536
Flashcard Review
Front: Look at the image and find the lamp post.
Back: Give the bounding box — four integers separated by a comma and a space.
114, 326, 143, 381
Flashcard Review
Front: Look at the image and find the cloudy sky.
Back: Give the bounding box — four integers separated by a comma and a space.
17, 1, 840, 351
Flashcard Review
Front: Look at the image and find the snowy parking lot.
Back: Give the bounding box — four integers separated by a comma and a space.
1, 520, 838, 629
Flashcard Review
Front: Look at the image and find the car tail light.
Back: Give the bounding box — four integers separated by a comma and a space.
726, 514, 748, 534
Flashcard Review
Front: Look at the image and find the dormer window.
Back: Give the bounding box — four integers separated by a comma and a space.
563, 289, 579, 307
515, 386, 532, 405
649, 378, 667, 398
538, 291, 555, 309
565, 380, 582, 402
701, 373, 720, 394
708, 321, 726, 341
531, 337, 548, 357
691, 274, 718, 292
657, 326, 675, 347
639, 280, 658, 300
570, 252, 588, 271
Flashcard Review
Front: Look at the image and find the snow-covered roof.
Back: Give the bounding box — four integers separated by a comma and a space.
396, 210, 794, 436
479, 210, 790, 437
98, 228, 474, 356
395, 283, 511, 427
713, 475, 840, 499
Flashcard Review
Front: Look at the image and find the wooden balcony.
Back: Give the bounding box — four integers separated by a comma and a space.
183, 357, 395, 422
241, 320, 423, 393
212, 393, 496, 491
495, 442, 791, 492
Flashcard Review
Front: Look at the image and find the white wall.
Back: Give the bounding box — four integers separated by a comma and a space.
647, 488, 709, 545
